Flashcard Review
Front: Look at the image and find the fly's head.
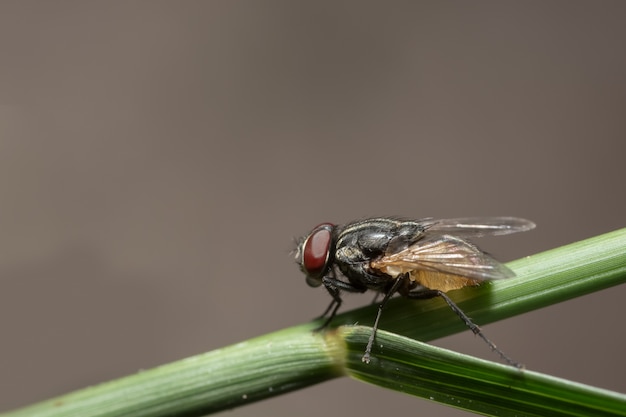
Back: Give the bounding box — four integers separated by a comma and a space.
294, 223, 336, 287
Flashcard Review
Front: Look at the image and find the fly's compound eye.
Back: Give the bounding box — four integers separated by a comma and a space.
301, 223, 334, 287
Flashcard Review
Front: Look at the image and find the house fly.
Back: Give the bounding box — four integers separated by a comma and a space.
294, 217, 535, 366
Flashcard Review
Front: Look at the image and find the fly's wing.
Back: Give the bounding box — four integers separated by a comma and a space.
422, 217, 535, 238
371, 234, 515, 283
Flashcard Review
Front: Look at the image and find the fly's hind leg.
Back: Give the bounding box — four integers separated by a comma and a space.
406, 288, 523, 368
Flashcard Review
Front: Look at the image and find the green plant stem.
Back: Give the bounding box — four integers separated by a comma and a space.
3, 325, 345, 417
3, 228, 626, 417
343, 327, 626, 417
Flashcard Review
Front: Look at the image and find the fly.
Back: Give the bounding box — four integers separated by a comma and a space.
294, 217, 535, 366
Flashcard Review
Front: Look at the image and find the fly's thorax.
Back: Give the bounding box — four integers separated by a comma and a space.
335, 255, 393, 291
335, 218, 428, 259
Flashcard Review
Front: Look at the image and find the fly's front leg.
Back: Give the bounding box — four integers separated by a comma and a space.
314, 274, 366, 331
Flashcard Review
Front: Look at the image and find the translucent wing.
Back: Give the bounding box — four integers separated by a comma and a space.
371, 234, 514, 283
421, 217, 535, 238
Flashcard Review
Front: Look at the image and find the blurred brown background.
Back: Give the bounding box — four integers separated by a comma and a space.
0, 2, 624, 416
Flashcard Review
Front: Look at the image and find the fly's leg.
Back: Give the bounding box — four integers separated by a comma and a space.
315, 281, 342, 331
314, 275, 366, 332
317, 298, 338, 322
362, 274, 407, 364
370, 291, 383, 304
407, 288, 523, 368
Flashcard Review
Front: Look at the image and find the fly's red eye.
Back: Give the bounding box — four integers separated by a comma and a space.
302, 223, 334, 277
